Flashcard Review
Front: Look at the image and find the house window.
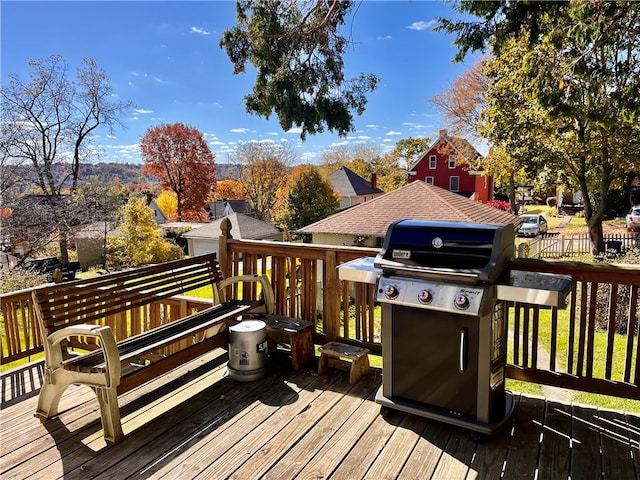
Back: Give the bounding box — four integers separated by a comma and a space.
448, 155, 456, 169
450, 176, 460, 192
425, 176, 434, 185
429, 155, 437, 169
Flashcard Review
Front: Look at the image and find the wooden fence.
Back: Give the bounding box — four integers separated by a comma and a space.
517, 232, 639, 258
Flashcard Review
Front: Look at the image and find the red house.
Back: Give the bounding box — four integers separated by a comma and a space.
408, 129, 493, 203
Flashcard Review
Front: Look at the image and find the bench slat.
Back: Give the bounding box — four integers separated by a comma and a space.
34, 254, 223, 332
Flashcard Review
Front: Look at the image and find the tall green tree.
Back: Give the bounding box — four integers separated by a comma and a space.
1, 55, 132, 262
282, 166, 338, 240
220, 0, 379, 139
441, 1, 640, 253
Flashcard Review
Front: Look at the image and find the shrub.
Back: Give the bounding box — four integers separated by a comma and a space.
487, 200, 511, 212
593, 247, 640, 333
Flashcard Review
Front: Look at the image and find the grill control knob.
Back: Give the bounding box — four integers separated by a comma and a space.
454, 293, 470, 310
384, 285, 399, 299
418, 289, 433, 304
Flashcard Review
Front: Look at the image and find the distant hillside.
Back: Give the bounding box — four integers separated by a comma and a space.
4, 162, 240, 194
78, 162, 240, 183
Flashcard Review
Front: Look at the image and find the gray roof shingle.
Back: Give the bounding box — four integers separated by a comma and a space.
183, 213, 281, 240
297, 181, 520, 237
329, 166, 384, 197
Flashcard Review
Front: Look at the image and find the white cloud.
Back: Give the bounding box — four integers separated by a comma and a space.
385, 130, 402, 136
230, 127, 251, 133
286, 127, 303, 134
190, 26, 211, 36
134, 108, 153, 115
403, 122, 428, 130
377, 35, 392, 40
300, 151, 318, 163
407, 20, 436, 31
130, 71, 168, 84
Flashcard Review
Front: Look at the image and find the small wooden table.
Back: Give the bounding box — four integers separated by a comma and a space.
318, 341, 370, 385
261, 315, 315, 371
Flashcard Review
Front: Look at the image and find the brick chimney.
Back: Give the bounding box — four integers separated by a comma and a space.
371, 172, 377, 189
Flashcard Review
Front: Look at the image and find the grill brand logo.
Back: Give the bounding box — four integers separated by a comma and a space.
431, 237, 444, 249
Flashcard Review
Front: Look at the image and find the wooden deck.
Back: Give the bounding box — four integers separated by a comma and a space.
2, 349, 639, 479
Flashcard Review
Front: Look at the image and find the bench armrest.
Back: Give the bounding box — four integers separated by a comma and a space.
214, 274, 275, 315
46, 324, 121, 388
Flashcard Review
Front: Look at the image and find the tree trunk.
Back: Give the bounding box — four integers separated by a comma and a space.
58, 229, 69, 264
587, 219, 605, 255
509, 173, 518, 213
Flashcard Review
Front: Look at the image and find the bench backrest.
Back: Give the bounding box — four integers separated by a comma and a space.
32, 254, 223, 338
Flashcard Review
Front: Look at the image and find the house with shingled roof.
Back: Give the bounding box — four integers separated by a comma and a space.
329, 166, 384, 210
409, 129, 493, 203
182, 212, 283, 257
297, 181, 520, 247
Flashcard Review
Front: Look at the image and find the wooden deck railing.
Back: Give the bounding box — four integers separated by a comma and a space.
2, 226, 639, 401
504, 258, 640, 399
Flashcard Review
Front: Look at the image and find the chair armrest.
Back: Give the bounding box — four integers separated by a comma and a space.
214, 274, 275, 315
46, 324, 121, 387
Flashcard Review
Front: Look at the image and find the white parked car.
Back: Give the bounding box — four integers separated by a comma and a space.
517, 214, 549, 237
626, 206, 640, 231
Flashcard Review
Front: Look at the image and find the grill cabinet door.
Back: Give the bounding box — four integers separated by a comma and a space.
390, 305, 479, 417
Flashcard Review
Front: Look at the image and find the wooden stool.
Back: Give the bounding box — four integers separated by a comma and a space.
318, 341, 370, 385
261, 315, 314, 371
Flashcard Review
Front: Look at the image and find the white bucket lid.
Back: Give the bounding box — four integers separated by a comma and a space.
229, 320, 266, 333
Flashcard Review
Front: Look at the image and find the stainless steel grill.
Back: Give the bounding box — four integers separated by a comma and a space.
339, 219, 570, 438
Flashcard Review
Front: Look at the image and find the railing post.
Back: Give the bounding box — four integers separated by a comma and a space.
219, 217, 232, 280
323, 249, 340, 342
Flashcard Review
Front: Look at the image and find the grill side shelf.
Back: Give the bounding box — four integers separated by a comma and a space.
496, 271, 572, 308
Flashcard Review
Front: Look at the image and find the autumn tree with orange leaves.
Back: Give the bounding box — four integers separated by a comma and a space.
213, 179, 246, 200
141, 123, 216, 221
228, 141, 296, 221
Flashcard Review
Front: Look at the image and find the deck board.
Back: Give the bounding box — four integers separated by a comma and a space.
538, 400, 572, 479
502, 393, 544, 478
571, 404, 604, 479
2, 350, 639, 480
599, 409, 637, 479
365, 411, 429, 479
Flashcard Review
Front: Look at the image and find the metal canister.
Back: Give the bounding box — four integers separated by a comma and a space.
227, 320, 268, 381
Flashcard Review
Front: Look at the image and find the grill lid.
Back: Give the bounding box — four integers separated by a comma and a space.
374, 220, 515, 283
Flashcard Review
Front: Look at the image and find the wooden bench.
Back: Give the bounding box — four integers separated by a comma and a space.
31, 253, 274, 443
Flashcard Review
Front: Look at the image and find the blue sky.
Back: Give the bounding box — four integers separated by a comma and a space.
1, 1, 480, 165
